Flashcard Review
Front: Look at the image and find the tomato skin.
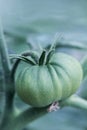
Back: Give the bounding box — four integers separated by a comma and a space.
15, 52, 83, 107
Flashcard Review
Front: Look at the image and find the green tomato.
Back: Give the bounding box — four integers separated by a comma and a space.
15, 52, 83, 107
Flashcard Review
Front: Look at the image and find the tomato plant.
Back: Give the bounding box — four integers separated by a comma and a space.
0, 27, 87, 130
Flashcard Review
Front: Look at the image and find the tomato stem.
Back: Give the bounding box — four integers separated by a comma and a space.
60, 95, 87, 110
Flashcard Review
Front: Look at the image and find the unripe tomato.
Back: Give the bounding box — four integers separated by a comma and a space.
15, 52, 83, 107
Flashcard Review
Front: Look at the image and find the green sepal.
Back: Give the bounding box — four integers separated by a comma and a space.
10, 55, 36, 65
39, 50, 47, 65
45, 40, 87, 51
46, 49, 55, 64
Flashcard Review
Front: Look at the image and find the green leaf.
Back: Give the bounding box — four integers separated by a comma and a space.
81, 55, 87, 80
39, 50, 46, 65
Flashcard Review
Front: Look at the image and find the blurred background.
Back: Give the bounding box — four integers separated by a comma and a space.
0, 0, 87, 130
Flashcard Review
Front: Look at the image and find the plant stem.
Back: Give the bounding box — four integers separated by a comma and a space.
13, 107, 47, 130
0, 19, 15, 128
0, 20, 15, 105
8, 95, 87, 130
0, 21, 11, 73
60, 95, 87, 110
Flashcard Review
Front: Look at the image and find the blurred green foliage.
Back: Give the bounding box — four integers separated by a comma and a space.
0, 0, 87, 130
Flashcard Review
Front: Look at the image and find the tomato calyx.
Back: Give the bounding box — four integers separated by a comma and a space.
38, 48, 55, 65
11, 37, 58, 80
